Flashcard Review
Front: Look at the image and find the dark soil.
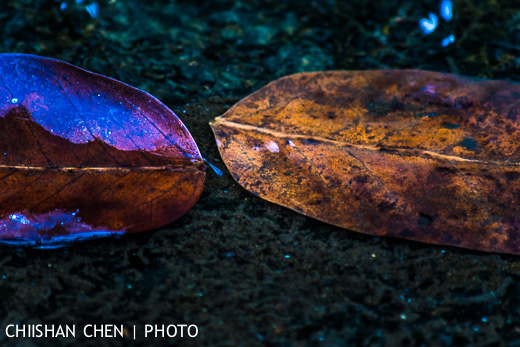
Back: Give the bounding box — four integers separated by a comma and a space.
1, 0, 520, 345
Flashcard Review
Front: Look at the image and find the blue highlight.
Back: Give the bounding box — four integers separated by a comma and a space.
441, 35, 455, 47
204, 158, 224, 176
9, 214, 30, 224
440, 0, 453, 21
419, 13, 438, 34
0, 209, 125, 249
85, 3, 99, 18
419, 1, 455, 40
0, 231, 124, 249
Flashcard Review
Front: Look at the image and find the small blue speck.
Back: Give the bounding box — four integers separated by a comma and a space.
419, 13, 438, 34
440, 0, 453, 21
284, 254, 291, 258
441, 35, 455, 47
85, 2, 99, 18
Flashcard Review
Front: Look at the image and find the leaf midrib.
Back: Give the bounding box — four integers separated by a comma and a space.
213, 118, 519, 166
0, 163, 204, 172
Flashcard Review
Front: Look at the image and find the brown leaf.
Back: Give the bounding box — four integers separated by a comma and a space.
0, 54, 205, 247
210, 70, 520, 255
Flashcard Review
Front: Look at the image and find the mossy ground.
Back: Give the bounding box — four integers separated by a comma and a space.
1, 0, 520, 345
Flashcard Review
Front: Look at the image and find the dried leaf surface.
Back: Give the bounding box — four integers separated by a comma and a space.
0, 54, 205, 247
211, 70, 520, 254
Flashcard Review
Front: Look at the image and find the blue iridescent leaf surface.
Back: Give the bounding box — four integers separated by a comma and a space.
0, 54, 205, 248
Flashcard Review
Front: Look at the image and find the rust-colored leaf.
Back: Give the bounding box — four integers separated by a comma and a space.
211, 70, 520, 255
0, 54, 205, 247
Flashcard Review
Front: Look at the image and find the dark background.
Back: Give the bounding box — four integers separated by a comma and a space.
1, 0, 520, 345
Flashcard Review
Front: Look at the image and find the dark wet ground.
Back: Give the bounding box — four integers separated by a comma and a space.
1, 0, 520, 345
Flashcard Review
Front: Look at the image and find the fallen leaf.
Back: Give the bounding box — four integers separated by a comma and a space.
0, 54, 205, 248
211, 70, 520, 255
